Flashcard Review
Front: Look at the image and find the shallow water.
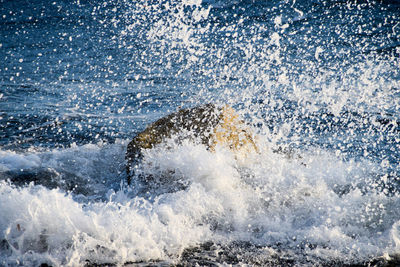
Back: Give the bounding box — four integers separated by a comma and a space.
1, 0, 400, 266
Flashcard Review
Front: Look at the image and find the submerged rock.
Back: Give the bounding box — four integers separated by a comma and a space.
126, 104, 258, 184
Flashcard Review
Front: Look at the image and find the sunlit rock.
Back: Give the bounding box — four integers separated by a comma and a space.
126, 104, 258, 184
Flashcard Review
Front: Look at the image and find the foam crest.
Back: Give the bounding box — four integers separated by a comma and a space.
1, 137, 400, 265
131, 138, 400, 262
0, 150, 41, 172
0, 141, 127, 198
0, 180, 215, 265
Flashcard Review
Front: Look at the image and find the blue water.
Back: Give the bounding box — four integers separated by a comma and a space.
1, 0, 400, 265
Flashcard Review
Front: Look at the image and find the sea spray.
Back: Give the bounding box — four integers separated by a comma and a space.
1, 0, 399, 265
2, 135, 400, 265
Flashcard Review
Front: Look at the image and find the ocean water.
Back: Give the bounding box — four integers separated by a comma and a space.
1, 0, 400, 265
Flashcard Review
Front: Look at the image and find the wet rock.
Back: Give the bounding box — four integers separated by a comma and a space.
126, 104, 258, 184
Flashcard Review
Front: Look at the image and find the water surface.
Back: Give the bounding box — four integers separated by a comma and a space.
1, 0, 400, 265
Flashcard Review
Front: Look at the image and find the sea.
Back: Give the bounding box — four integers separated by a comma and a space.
1, 0, 400, 266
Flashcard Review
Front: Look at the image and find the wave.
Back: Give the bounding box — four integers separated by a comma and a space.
1, 137, 400, 265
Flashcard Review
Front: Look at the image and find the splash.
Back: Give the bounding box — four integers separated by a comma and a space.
1, 138, 400, 265
1, 0, 400, 265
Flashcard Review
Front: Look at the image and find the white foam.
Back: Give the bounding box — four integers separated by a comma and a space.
0, 180, 214, 265
1, 138, 399, 265
0, 150, 41, 172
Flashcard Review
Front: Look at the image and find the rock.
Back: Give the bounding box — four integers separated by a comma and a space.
126, 104, 258, 184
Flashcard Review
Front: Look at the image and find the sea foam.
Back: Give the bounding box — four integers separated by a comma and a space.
1, 137, 399, 265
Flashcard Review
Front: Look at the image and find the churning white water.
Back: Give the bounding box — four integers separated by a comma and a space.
1, 0, 399, 265
1, 134, 400, 265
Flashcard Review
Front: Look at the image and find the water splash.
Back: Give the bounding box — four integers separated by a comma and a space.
1, 0, 400, 265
